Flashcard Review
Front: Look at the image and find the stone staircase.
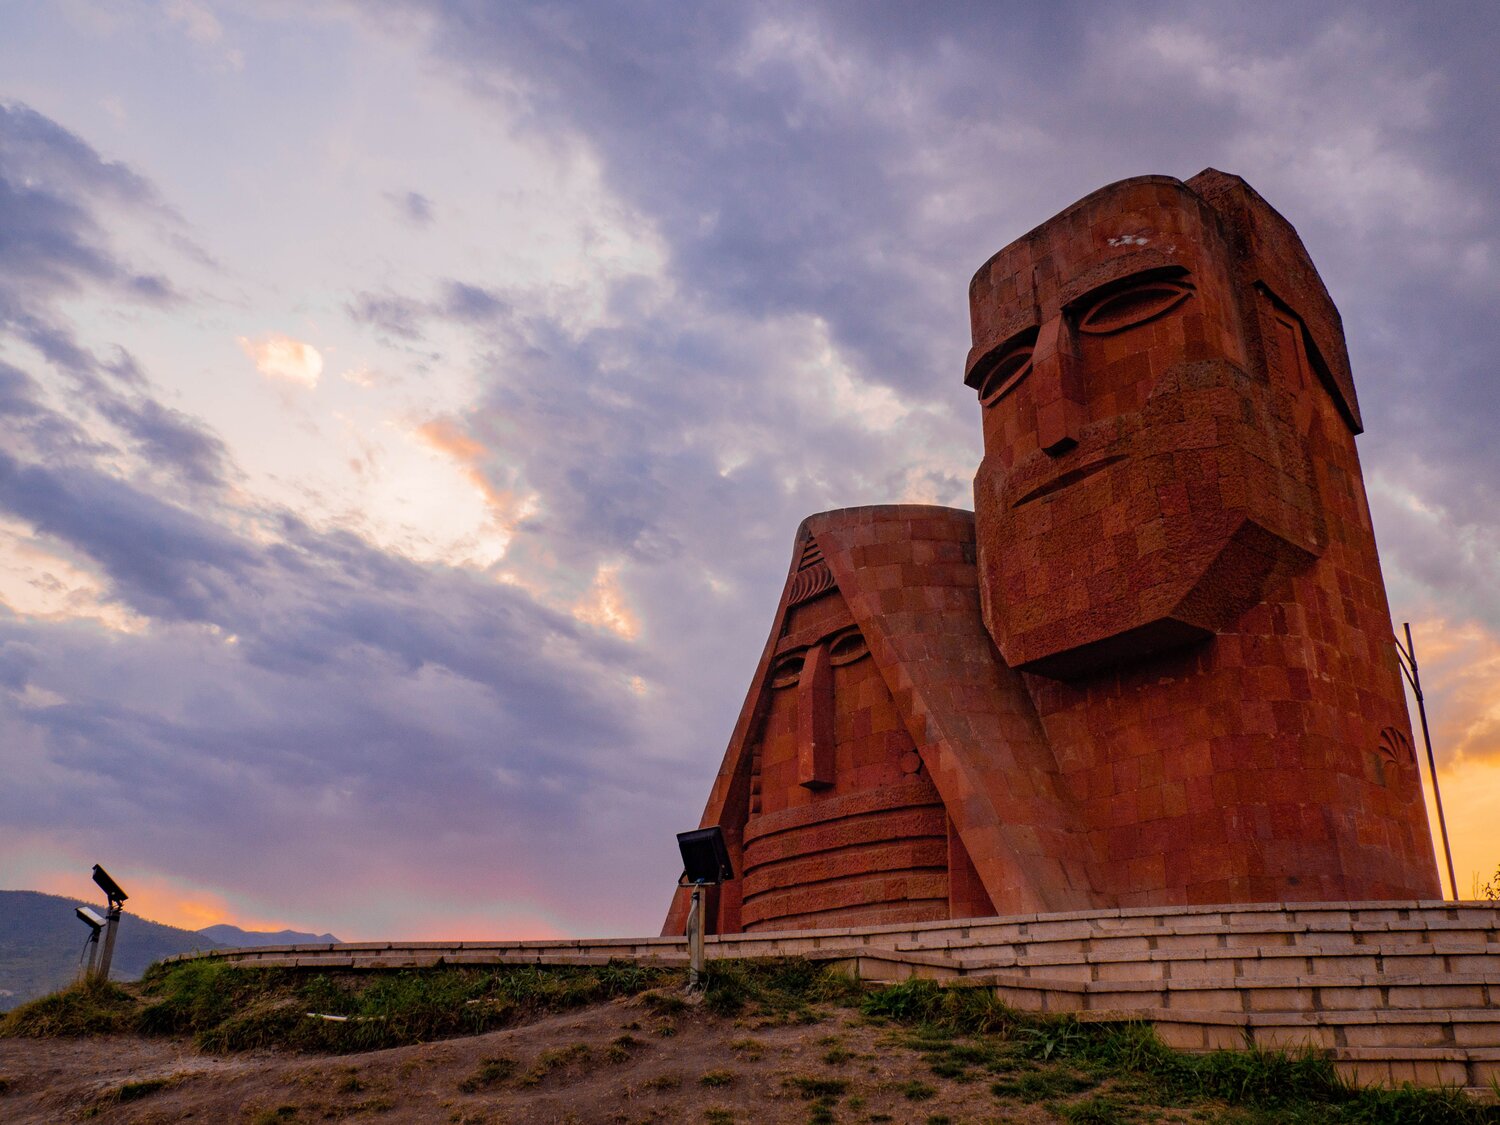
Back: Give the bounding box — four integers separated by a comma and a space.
174, 900, 1500, 1090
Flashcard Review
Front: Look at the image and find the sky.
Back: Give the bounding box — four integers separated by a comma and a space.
0, 1, 1497, 940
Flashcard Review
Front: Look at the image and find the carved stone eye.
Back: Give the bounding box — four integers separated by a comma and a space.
770, 651, 805, 688
977, 347, 1034, 406
1078, 279, 1193, 335
827, 629, 869, 666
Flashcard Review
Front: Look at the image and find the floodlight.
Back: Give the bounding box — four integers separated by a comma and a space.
677, 827, 733, 886
92, 863, 128, 906
75, 906, 105, 931
677, 826, 732, 993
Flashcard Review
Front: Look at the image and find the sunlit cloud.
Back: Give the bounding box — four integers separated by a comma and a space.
340, 364, 379, 388
109, 873, 290, 933
0, 518, 149, 634
1406, 617, 1500, 763
571, 560, 639, 640
237, 333, 324, 388
1429, 756, 1500, 897
414, 417, 537, 531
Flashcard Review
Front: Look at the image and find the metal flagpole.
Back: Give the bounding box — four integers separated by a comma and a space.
1397, 622, 1456, 901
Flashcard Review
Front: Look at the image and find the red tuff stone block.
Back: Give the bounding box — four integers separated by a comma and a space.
663, 170, 1440, 939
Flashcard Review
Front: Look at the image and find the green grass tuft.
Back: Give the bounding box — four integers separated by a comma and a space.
785, 1075, 849, 1100
458, 1055, 516, 1093
898, 1078, 937, 1100
0, 978, 137, 1038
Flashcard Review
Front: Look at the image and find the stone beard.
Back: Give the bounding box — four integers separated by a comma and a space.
666, 170, 1440, 938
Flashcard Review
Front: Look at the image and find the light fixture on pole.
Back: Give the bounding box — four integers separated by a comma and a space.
1395, 624, 1456, 901
676, 827, 733, 991
90, 864, 129, 983
74, 906, 104, 982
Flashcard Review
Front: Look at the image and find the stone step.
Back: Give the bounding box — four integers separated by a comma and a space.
1073, 1008, 1500, 1089
891, 918, 1500, 955
1077, 1005, 1500, 1050
176, 901, 1500, 971
1332, 1046, 1500, 1090
223, 950, 693, 971
602, 901, 1490, 954
913, 943, 1500, 985
834, 953, 1500, 1014
904, 930, 1500, 958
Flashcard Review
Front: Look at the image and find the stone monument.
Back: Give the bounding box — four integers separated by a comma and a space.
665, 170, 1440, 936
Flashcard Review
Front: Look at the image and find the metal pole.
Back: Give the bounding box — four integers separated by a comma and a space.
97, 904, 122, 983
686, 884, 705, 991
1398, 622, 1457, 901
81, 931, 99, 983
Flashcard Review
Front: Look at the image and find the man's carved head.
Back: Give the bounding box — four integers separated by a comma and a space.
968, 172, 1353, 678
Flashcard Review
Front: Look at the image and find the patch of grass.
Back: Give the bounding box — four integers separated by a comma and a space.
730, 1036, 766, 1060
458, 1056, 516, 1093
861, 978, 1014, 1036
14, 954, 1500, 1124
642, 990, 688, 1015
700, 957, 860, 1020
785, 1075, 849, 1100
517, 1043, 590, 1087
129, 957, 675, 1054
334, 1070, 364, 1093
115, 1077, 173, 1102
898, 1079, 937, 1101
0, 979, 138, 1038
248, 1108, 300, 1124
1059, 1094, 1136, 1123
607, 1033, 643, 1063
700, 1069, 734, 1087
991, 1069, 1095, 1101
704, 1110, 735, 1124
639, 1073, 682, 1092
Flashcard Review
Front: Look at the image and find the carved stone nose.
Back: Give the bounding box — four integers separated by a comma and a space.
797, 641, 834, 790
1031, 313, 1084, 456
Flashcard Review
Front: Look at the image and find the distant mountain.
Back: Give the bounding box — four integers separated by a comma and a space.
198, 923, 340, 948
0, 889, 222, 1011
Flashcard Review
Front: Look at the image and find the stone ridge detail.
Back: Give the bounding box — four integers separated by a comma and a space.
664, 169, 1439, 939
180, 901, 1500, 1089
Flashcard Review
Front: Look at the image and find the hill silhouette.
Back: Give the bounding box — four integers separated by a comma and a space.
0, 889, 221, 1010
198, 922, 340, 947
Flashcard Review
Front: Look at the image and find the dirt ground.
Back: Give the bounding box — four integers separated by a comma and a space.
0, 990, 1172, 1125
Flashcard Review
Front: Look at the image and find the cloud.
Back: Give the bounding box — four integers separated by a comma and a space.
571, 560, 638, 640
162, 0, 245, 71
163, 0, 225, 45
414, 417, 535, 536
347, 280, 509, 342
0, 103, 179, 322
237, 334, 324, 388
387, 189, 434, 226
5, 6, 1500, 942
0, 103, 221, 492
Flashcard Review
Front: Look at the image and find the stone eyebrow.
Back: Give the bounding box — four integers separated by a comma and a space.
1061, 264, 1190, 314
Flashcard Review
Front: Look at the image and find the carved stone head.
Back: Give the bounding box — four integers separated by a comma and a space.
967, 172, 1351, 678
